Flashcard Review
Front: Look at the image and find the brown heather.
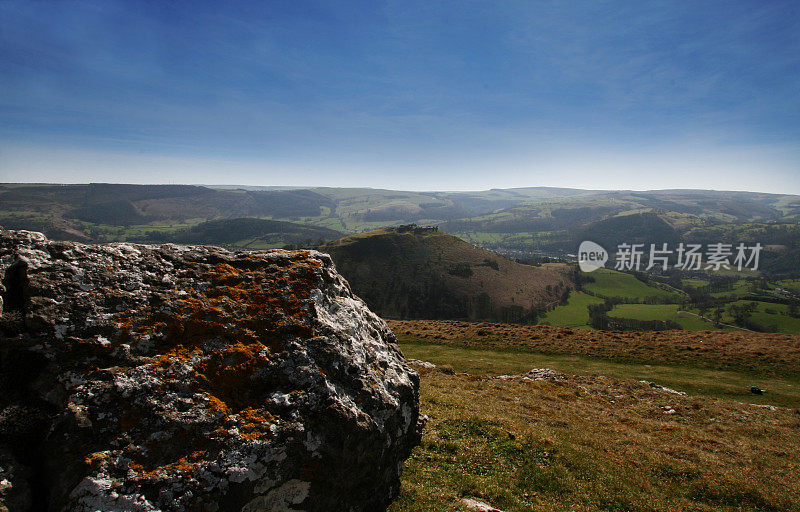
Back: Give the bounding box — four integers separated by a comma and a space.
388, 319, 800, 377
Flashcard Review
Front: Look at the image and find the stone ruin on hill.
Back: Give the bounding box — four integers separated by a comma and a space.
0, 229, 423, 511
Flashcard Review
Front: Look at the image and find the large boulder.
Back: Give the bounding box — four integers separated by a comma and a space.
0, 230, 422, 511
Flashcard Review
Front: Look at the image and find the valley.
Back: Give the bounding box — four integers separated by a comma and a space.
2, 183, 799, 334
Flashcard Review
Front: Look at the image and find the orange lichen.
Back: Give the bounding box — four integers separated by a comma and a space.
113, 252, 327, 478
84, 451, 108, 470
238, 407, 276, 441
206, 395, 231, 415
129, 453, 205, 479
172, 256, 321, 346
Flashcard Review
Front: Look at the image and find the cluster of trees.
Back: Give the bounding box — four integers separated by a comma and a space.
682, 277, 739, 298
447, 262, 473, 278
446, 259, 500, 278
692, 299, 799, 333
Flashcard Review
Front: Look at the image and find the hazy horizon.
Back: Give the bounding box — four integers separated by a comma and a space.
3, 181, 798, 198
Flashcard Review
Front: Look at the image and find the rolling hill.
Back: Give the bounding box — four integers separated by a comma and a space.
140, 218, 343, 249
320, 225, 574, 323
0, 183, 335, 240
1, 184, 799, 275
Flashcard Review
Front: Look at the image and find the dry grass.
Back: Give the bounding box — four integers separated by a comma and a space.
390, 368, 800, 512
387, 320, 800, 377
399, 341, 800, 408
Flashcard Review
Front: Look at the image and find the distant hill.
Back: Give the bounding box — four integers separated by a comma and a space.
142, 218, 342, 249
0, 183, 335, 238
320, 225, 574, 323
1, 184, 798, 276
573, 212, 681, 249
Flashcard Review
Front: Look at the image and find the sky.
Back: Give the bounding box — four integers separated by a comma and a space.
1, 0, 799, 193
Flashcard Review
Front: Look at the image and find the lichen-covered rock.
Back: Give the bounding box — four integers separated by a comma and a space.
0, 230, 422, 511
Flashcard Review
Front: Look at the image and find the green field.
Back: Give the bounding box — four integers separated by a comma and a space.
607, 303, 717, 331
454, 230, 562, 250
538, 292, 603, 328
603, 300, 800, 335
716, 300, 800, 334
681, 278, 710, 288
582, 268, 683, 301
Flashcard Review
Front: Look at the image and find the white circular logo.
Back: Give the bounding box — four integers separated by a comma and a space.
578, 241, 607, 272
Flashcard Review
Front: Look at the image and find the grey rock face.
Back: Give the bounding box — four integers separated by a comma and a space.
0, 230, 422, 511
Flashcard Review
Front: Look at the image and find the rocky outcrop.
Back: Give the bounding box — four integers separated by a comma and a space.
0, 230, 422, 511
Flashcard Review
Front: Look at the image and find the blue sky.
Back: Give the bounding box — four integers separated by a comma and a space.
1, 0, 799, 192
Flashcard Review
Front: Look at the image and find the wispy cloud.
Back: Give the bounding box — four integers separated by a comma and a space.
1, 0, 798, 190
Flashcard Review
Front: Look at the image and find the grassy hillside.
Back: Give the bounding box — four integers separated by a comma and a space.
388, 319, 800, 377
321, 225, 574, 323
389, 322, 800, 511
391, 354, 800, 512
574, 211, 681, 249
140, 217, 342, 249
